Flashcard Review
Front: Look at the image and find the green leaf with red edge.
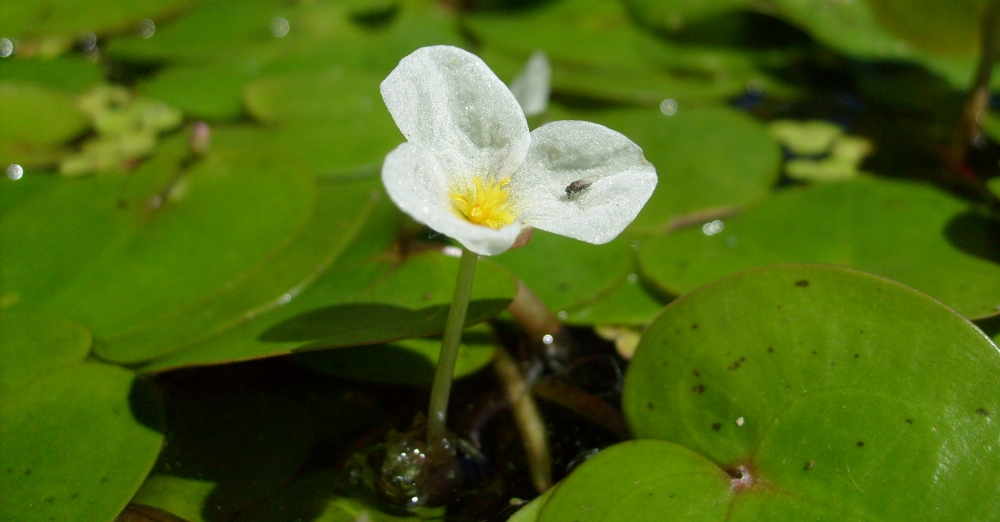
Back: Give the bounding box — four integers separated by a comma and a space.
548, 264, 1000, 521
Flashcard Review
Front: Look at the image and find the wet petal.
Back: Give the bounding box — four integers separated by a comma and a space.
383, 142, 522, 256
381, 46, 531, 182
514, 120, 657, 244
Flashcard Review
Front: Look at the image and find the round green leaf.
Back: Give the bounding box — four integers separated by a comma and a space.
0, 82, 89, 146
0, 57, 104, 92
562, 274, 667, 326
292, 323, 496, 386
140, 63, 258, 120
555, 106, 780, 234
620, 265, 1000, 520
494, 230, 633, 314
467, 0, 786, 106
244, 68, 386, 123
138, 246, 517, 373
132, 384, 313, 522
0, 362, 164, 522
637, 177, 1000, 319
625, 0, 754, 32
0, 312, 91, 396
212, 120, 400, 177
251, 252, 516, 352
2, 146, 316, 342
0, 0, 195, 41
867, 0, 980, 57
0, 171, 61, 221
97, 177, 381, 364
767, 0, 979, 87
134, 195, 401, 372
537, 440, 731, 522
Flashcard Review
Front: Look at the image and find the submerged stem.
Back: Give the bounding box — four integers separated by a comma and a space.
426, 248, 479, 445
948, 0, 1000, 169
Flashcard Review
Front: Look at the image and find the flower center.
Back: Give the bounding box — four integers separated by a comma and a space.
450, 175, 515, 229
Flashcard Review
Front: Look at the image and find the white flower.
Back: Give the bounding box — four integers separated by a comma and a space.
380, 46, 657, 256
509, 50, 551, 117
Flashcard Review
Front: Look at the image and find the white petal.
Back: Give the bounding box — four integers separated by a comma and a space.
382, 143, 522, 256
509, 51, 551, 117
381, 46, 531, 181
513, 120, 657, 244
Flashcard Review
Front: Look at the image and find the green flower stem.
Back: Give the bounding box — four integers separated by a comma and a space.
426, 248, 479, 445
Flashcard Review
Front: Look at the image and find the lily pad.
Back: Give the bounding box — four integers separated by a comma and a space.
137, 241, 517, 373
1, 145, 316, 341
96, 176, 381, 364
292, 323, 497, 386
537, 440, 731, 521
212, 121, 399, 177
132, 381, 313, 522
866, 0, 980, 58
624, 0, 754, 32
468, 0, 791, 105
140, 63, 257, 120
536, 265, 1000, 520
0, 0, 196, 43
638, 177, 1000, 319
244, 68, 386, 124
0, 57, 104, 92
0, 82, 89, 146
103, 0, 286, 62
0, 362, 164, 522
0, 312, 91, 397
494, 230, 634, 314
768, 0, 980, 87
551, 106, 780, 234
563, 273, 667, 326
134, 194, 401, 372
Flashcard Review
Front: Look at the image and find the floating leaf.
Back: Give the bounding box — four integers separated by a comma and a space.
624, 0, 754, 32
293, 323, 496, 386
0, 82, 89, 146
0, 57, 104, 92
637, 177, 1000, 319
536, 265, 1000, 520
0, 312, 91, 396
537, 440, 730, 521
468, 1, 792, 105
0, 0, 196, 43
135, 195, 401, 372
867, 0, 980, 58
97, 177, 382, 364
564, 274, 667, 326
0, 362, 164, 522
137, 242, 518, 373
140, 63, 258, 120
494, 230, 633, 315
1, 146, 316, 342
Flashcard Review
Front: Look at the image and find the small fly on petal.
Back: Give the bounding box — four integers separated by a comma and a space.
565, 175, 600, 201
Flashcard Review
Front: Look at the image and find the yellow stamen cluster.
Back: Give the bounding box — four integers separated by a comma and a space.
451, 175, 515, 229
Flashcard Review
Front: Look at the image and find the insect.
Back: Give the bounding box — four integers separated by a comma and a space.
565, 175, 599, 200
